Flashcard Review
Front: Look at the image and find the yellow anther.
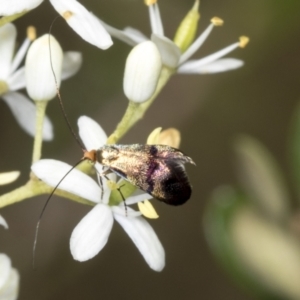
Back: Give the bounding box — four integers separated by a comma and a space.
144, 0, 157, 6
239, 36, 249, 48
138, 200, 159, 219
27, 26, 36, 41
211, 17, 224, 26
63, 11, 73, 20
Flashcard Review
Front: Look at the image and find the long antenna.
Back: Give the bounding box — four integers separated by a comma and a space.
33, 17, 88, 269
33, 159, 85, 269
48, 17, 85, 152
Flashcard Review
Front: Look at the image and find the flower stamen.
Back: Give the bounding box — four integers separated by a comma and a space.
211, 17, 224, 26
239, 36, 250, 48
63, 11, 73, 20
144, 0, 158, 6
27, 26, 36, 41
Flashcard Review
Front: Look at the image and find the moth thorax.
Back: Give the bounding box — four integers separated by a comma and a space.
96, 146, 119, 165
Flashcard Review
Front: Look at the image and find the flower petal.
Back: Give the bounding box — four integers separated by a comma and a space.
0, 268, 19, 300
0, 23, 16, 80
0, 0, 43, 16
179, 41, 240, 72
0, 215, 8, 230
178, 58, 244, 74
151, 33, 181, 69
70, 204, 114, 261
49, 0, 113, 49
125, 192, 152, 205
0, 254, 11, 290
138, 200, 159, 219
146, 127, 162, 145
148, 3, 164, 36
2, 92, 53, 140
179, 23, 214, 65
25, 34, 63, 101
158, 128, 181, 148
111, 205, 142, 217
0, 171, 20, 185
114, 212, 165, 271
31, 159, 102, 203
123, 27, 148, 45
78, 116, 107, 151
10, 37, 31, 74
61, 51, 82, 80
7, 67, 26, 91
99, 22, 143, 46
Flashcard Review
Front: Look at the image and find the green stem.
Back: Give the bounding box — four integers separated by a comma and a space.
0, 176, 94, 209
32, 101, 48, 163
0, 12, 27, 27
107, 67, 174, 144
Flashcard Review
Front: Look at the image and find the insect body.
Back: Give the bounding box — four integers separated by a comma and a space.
85, 144, 195, 205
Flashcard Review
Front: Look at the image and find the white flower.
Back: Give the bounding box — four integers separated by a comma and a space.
0, 23, 52, 140
0, 0, 113, 50
0, 253, 20, 300
100, 1, 248, 74
0, 23, 82, 140
31, 116, 165, 272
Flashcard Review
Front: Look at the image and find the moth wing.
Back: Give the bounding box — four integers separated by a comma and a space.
148, 158, 192, 205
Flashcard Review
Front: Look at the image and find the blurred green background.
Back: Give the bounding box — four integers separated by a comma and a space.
1, 0, 300, 299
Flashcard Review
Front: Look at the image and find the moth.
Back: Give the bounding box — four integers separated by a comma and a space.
84, 144, 195, 205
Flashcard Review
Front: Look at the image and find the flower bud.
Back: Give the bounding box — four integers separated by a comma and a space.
173, 0, 200, 52
25, 34, 63, 101
123, 41, 162, 103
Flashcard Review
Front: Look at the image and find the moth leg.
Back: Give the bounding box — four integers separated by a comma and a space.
96, 168, 128, 216
101, 169, 113, 180
116, 184, 128, 216
105, 181, 128, 216
96, 172, 104, 201
96, 167, 113, 201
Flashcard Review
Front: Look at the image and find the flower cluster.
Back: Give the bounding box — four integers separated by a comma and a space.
102, 0, 248, 75
0, 1, 249, 296
0, 23, 82, 140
